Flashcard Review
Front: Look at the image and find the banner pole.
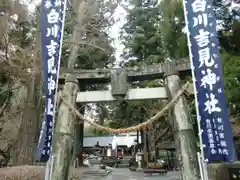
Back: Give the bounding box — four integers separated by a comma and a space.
197, 152, 204, 180
49, 155, 55, 180
45, 160, 51, 180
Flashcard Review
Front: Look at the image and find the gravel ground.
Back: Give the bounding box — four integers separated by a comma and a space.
0, 166, 181, 180
105, 168, 180, 180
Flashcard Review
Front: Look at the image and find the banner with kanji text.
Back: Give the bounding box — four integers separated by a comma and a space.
36, 0, 67, 162
183, 0, 237, 162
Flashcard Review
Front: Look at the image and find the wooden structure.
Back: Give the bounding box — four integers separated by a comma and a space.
59, 59, 193, 101
53, 58, 200, 180
59, 59, 191, 86
58, 59, 192, 162
157, 143, 177, 170
82, 135, 140, 156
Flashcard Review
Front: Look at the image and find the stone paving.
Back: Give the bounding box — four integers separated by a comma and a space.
105, 168, 180, 180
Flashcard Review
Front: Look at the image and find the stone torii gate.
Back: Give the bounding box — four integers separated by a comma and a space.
53, 59, 199, 180
60, 59, 192, 103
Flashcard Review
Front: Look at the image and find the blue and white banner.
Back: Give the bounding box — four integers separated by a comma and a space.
183, 0, 236, 162
36, 0, 67, 162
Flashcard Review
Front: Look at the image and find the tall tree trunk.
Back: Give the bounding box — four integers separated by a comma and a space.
1, 83, 27, 165
165, 72, 200, 180
15, 74, 41, 165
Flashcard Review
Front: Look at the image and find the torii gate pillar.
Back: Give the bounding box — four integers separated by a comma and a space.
164, 66, 199, 180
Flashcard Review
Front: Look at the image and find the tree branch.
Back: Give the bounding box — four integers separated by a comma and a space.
0, 85, 21, 95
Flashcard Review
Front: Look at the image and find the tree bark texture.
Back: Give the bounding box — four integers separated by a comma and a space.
165, 73, 200, 180
51, 75, 79, 180
15, 74, 41, 165
0, 83, 27, 165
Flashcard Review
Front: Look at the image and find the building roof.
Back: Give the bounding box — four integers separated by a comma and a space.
83, 135, 141, 147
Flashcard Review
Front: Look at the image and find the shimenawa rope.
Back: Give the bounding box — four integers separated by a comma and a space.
61, 82, 190, 134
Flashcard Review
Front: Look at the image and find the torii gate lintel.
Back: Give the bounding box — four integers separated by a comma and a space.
59, 59, 193, 103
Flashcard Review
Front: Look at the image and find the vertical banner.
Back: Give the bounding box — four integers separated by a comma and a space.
36, 0, 67, 162
183, 0, 236, 162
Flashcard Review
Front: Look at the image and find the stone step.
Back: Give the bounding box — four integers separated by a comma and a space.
82, 169, 112, 176
117, 164, 129, 168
